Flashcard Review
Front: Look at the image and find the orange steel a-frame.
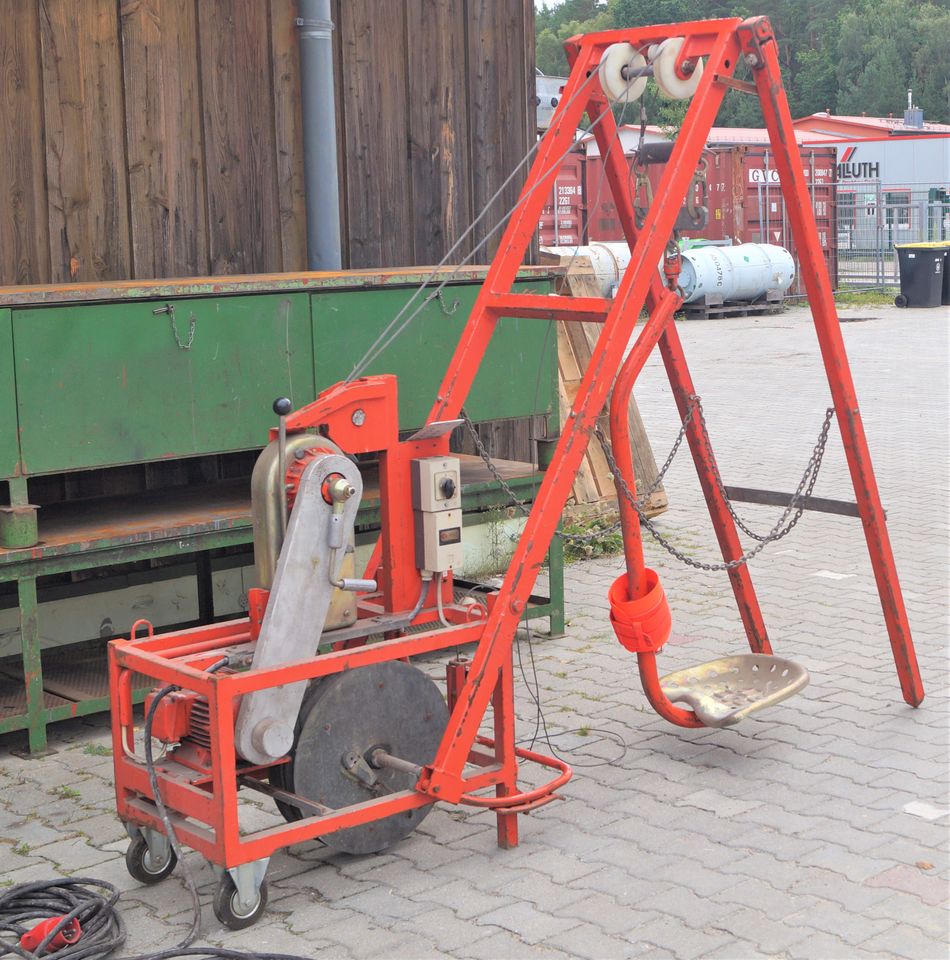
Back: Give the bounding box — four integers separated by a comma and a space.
110, 16, 923, 879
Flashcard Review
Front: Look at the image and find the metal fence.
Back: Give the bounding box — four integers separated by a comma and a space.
836, 182, 950, 288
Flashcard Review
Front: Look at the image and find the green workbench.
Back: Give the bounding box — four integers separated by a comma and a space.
0, 267, 564, 753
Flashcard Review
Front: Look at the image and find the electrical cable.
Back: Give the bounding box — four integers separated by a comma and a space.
513, 612, 627, 770
434, 573, 452, 629
0, 657, 319, 960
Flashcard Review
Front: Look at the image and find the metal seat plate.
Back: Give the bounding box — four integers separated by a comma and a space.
660, 653, 809, 727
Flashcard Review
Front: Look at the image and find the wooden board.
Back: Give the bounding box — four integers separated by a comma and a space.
40, 0, 131, 282
0, 1, 50, 284
120, 0, 208, 279
197, 0, 282, 275
270, 0, 308, 274
1, 1, 537, 285
466, 0, 533, 261
554, 259, 668, 518
407, 0, 472, 264
338, 0, 412, 268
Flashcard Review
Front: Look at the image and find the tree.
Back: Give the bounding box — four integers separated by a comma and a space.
534, 0, 950, 125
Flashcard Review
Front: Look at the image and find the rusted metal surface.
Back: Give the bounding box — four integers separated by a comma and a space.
660, 654, 810, 727
0, 266, 559, 307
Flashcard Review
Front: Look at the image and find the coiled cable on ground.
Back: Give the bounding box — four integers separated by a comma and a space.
0, 657, 316, 960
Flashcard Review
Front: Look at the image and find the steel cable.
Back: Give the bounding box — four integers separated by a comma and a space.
345, 59, 622, 383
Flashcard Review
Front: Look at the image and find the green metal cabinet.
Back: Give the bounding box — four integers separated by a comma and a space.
0, 269, 564, 753
0, 310, 17, 479
312, 281, 558, 431
13, 294, 314, 475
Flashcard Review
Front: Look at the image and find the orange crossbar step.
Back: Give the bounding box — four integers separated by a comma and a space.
485, 292, 610, 322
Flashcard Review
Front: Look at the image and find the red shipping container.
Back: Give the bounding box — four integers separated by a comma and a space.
581, 144, 838, 295
537, 153, 586, 247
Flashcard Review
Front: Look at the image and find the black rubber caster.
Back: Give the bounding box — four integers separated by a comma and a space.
213, 875, 268, 930
894, 294, 908, 307
125, 835, 177, 885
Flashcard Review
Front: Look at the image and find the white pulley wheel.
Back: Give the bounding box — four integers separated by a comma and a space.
652, 37, 704, 99
599, 43, 648, 104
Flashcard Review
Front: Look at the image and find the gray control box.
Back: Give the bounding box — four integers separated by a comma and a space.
411, 456, 463, 573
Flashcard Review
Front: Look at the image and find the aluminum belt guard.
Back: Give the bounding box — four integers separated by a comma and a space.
234, 454, 363, 766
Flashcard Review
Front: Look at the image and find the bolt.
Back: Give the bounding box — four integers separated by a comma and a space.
351, 408, 366, 426
744, 53, 759, 67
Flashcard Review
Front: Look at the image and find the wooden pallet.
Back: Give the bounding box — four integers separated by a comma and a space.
680, 291, 785, 321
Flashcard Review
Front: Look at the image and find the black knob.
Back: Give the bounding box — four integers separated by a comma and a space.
439, 477, 457, 499
273, 397, 293, 417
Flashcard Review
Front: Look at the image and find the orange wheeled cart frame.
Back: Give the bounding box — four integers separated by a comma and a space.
109, 16, 922, 928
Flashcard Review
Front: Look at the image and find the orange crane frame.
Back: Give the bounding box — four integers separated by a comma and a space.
109, 15, 922, 880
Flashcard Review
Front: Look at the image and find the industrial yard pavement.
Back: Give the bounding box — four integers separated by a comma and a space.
1, 303, 947, 959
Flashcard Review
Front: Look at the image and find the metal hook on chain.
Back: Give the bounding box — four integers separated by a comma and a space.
152, 303, 197, 351
432, 289, 460, 316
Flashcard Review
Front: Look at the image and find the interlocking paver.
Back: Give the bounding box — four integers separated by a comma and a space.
1, 305, 946, 958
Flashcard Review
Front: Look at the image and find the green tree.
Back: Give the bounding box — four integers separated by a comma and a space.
535, 0, 949, 126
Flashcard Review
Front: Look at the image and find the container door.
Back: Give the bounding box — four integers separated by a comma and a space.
539, 154, 586, 247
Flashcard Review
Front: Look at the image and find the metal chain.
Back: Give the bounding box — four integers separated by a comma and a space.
433, 289, 460, 315
462, 397, 834, 567
605, 398, 835, 571
153, 303, 196, 351
460, 402, 696, 546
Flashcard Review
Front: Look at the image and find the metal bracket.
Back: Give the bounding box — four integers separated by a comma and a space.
714, 73, 757, 94
127, 823, 171, 867
226, 858, 270, 913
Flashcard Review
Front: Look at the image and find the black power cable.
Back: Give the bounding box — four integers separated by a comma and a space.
0, 659, 318, 960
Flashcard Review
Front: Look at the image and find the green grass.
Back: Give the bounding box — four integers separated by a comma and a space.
12, 841, 30, 857
834, 287, 899, 306
50, 785, 81, 799
561, 515, 624, 562
83, 743, 112, 757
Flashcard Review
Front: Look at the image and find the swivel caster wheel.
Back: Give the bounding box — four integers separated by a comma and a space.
213, 875, 269, 930
125, 834, 177, 885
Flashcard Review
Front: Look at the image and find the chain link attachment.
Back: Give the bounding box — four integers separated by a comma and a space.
431, 289, 460, 316
462, 397, 834, 565
153, 303, 197, 351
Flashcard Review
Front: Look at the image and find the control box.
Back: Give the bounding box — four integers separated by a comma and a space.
411, 456, 463, 573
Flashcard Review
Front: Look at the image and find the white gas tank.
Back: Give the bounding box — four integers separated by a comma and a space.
679, 243, 795, 303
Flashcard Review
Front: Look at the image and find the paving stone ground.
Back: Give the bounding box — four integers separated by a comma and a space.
1, 304, 947, 959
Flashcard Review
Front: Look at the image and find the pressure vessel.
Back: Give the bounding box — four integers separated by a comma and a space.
542, 241, 795, 304
678, 242, 795, 303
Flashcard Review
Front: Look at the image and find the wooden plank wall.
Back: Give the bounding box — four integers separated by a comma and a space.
0, 0, 535, 286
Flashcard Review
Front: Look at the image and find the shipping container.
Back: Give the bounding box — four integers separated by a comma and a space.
537, 153, 586, 247
575, 144, 839, 295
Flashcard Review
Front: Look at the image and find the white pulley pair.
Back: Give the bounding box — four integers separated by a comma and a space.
599, 36, 704, 103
